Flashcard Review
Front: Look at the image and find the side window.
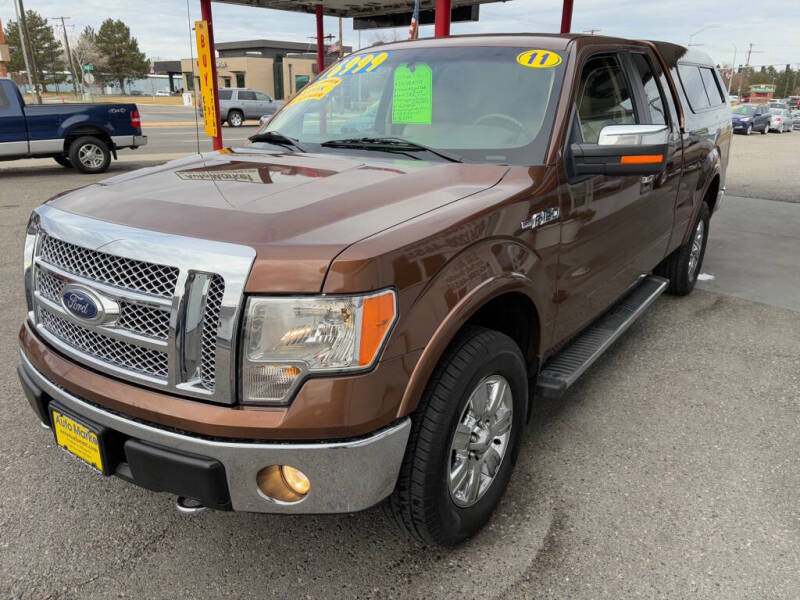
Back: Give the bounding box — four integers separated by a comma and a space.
0, 85, 9, 108
576, 55, 637, 143
630, 53, 667, 125
254, 92, 271, 101
238, 91, 256, 101
218, 89, 232, 101
700, 67, 724, 105
658, 73, 680, 127
677, 64, 710, 112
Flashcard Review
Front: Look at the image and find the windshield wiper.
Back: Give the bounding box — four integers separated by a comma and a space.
248, 130, 307, 152
320, 137, 462, 163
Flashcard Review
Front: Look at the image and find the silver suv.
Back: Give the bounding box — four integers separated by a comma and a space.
215, 88, 284, 127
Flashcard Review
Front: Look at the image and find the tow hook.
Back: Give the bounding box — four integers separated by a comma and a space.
175, 496, 206, 515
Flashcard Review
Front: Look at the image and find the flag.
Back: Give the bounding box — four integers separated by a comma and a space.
408, 0, 420, 39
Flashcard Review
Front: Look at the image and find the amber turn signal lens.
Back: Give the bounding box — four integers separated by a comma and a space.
257, 465, 310, 503
358, 291, 396, 366
620, 154, 663, 164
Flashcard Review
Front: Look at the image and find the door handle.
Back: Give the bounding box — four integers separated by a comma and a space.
641, 175, 655, 185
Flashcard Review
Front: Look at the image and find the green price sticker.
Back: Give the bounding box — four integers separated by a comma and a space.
392, 64, 433, 125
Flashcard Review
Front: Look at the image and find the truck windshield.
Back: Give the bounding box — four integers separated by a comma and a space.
261, 46, 566, 165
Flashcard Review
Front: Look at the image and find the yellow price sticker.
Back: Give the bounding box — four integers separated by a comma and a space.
288, 77, 342, 106
322, 52, 390, 79
516, 50, 562, 69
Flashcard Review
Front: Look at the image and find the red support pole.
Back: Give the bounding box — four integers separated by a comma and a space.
200, 0, 223, 151
434, 0, 451, 37
316, 4, 325, 75
560, 0, 574, 34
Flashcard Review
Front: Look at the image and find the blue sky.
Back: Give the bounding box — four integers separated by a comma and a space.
1, 0, 799, 68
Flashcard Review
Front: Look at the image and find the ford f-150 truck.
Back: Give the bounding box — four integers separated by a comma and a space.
18, 35, 730, 545
0, 78, 146, 173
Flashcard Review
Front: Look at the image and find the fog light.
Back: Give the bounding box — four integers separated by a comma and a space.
256, 465, 310, 503
280, 465, 310, 495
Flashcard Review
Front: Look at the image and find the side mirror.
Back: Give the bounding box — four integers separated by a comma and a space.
570, 124, 669, 176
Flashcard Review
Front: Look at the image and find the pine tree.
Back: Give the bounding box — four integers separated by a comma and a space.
4, 10, 65, 88
95, 19, 149, 94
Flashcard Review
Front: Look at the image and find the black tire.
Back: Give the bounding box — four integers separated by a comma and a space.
53, 154, 72, 168
68, 136, 111, 174
655, 202, 710, 296
745, 124, 752, 136
762, 125, 769, 134
227, 110, 244, 127
385, 326, 527, 546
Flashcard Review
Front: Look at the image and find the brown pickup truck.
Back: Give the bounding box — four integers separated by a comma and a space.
18, 34, 730, 545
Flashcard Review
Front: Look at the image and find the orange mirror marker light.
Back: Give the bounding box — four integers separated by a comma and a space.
358, 291, 396, 366
620, 154, 663, 164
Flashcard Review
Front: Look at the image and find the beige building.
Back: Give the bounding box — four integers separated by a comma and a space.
0, 18, 9, 78
178, 39, 350, 100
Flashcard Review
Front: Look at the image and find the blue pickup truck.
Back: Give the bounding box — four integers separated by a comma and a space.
0, 78, 146, 173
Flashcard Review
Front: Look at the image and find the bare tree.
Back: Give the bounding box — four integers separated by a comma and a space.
70, 26, 104, 94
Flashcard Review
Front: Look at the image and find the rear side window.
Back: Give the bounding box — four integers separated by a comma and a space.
700, 67, 725, 105
218, 89, 232, 100
677, 64, 710, 112
0, 85, 9, 108
238, 91, 256, 101
630, 53, 667, 125
577, 55, 637, 143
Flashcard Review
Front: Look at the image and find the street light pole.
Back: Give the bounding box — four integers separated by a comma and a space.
13, 0, 38, 102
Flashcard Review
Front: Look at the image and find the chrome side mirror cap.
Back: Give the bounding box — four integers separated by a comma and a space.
598, 124, 669, 146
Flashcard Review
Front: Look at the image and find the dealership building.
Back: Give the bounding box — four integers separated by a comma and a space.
156, 39, 351, 101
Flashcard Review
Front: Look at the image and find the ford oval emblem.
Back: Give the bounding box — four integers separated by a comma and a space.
62, 288, 100, 321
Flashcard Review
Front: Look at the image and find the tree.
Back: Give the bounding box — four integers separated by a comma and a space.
94, 19, 148, 94
4, 10, 65, 89
71, 26, 105, 93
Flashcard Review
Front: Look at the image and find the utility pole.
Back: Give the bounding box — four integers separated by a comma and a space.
53, 16, 79, 98
582, 28, 602, 35
739, 43, 763, 100
17, 0, 41, 103
338, 17, 343, 59
12, 0, 35, 100
727, 45, 737, 94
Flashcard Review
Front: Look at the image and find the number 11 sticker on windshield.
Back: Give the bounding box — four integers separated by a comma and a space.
517, 50, 562, 69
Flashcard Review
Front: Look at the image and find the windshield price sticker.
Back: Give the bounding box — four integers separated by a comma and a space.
324, 52, 390, 79
392, 64, 433, 125
290, 77, 342, 105
516, 50, 562, 69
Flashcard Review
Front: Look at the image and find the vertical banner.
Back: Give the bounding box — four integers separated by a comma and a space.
194, 20, 218, 138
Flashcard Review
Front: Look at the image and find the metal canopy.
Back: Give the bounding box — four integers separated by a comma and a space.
213, 0, 505, 18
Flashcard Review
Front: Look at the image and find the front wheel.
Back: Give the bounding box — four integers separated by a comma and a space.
68, 136, 111, 174
762, 125, 769, 134
655, 202, 710, 296
745, 124, 752, 135
386, 326, 527, 546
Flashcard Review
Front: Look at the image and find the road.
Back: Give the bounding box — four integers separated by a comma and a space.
0, 132, 797, 599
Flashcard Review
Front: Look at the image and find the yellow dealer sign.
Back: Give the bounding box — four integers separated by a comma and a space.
195, 20, 218, 138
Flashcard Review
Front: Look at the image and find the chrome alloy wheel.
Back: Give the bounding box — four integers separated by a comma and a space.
448, 375, 513, 508
78, 143, 105, 169
688, 220, 705, 280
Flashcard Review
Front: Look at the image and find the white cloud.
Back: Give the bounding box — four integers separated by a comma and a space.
1, 0, 798, 67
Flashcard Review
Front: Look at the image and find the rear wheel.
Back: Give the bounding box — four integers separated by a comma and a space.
655, 202, 710, 296
385, 326, 527, 546
68, 136, 111, 174
53, 155, 72, 168
227, 110, 244, 127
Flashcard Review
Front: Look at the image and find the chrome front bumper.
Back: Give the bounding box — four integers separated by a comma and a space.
20, 350, 411, 514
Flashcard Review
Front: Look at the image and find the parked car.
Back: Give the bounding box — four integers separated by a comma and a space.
731, 103, 771, 134
208, 88, 285, 127
129, 90, 143, 96
155, 90, 171, 97
18, 36, 729, 546
768, 107, 793, 133
792, 110, 800, 130
0, 78, 146, 173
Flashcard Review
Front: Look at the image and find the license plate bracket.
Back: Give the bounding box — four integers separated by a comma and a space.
49, 403, 112, 475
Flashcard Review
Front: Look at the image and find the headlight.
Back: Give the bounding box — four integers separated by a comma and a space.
241, 289, 397, 404
740, 117, 751, 122
23, 211, 40, 312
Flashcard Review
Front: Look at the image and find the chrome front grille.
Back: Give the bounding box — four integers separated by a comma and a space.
200, 275, 225, 390
40, 308, 170, 379
26, 206, 256, 404
40, 234, 179, 298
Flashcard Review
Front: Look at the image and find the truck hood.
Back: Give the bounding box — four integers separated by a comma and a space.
48, 149, 508, 292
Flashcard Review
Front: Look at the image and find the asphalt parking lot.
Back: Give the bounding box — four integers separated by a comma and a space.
0, 132, 798, 599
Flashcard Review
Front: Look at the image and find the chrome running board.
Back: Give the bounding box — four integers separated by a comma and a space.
536, 275, 669, 400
